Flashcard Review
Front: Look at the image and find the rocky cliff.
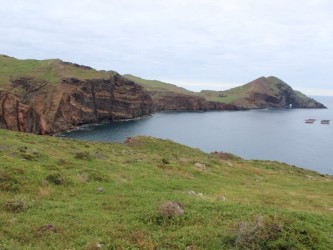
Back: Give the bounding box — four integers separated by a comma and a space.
0, 74, 153, 134
0, 77, 238, 135
123, 75, 239, 111
150, 91, 238, 111
0, 56, 326, 135
241, 76, 326, 108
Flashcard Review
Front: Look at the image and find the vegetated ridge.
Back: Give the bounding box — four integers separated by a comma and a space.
200, 76, 325, 109
123, 74, 238, 111
0, 55, 326, 134
0, 55, 153, 135
0, 128, 332, 249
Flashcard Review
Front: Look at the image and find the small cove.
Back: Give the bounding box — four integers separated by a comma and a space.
60, 96, 333, 175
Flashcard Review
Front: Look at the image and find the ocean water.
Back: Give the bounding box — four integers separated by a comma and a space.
60, 96, 333, 175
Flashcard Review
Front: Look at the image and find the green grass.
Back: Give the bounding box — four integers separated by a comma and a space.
200, 77, 297, 105
0, 129, 332, 249
0, 56, 317, 110
200, 85, 250, 104
294, 90, 309, 99
0, 55, 113, 88
123, 74, 196, 96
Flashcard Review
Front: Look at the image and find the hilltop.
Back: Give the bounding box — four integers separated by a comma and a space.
0, 55, 112, 87
0, 55, 326, 135
0, 55, 154, 134
200, 76, 325, 109
0, 128, 332, 249
123, 74, 192, 95
123, 74, 238, 111
125, 74, 325, 110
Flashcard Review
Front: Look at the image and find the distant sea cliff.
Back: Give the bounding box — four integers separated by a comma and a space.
0, 55, 325, 134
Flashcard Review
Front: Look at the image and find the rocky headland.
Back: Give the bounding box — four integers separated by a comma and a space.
200, 76, 326, 109
0, 74, 153, 134
0, 55, 326, 134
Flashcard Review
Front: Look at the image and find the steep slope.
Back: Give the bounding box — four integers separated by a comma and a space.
123, 74, 192, 95
123, 74, 239, 111
0, 129, 332, 249
0, 55, 153, 134
200, 76, 326, 109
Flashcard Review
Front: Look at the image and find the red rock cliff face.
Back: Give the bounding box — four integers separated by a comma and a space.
0, 74, 154, 134
151, 92, 239, 111
0, 92, 41, 133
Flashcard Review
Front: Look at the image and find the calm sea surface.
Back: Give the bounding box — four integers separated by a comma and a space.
60, 96, 333, 175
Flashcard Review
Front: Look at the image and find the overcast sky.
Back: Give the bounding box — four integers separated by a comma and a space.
1, 0, 333, 95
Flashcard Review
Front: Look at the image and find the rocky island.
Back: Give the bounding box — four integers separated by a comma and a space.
0, 55, 325, 134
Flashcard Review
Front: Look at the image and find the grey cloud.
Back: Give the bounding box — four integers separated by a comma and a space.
0, 0, 332, 95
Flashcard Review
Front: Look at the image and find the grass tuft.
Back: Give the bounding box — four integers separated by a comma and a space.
74, 151, 94, 161
231, 215, 324, 249
46, 173, 68, 185
0, 170, 20, 191
4, 195, 30, 213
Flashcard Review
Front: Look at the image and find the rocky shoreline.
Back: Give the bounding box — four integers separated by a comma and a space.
0, 56, 326, 135
0, 74, 242, 135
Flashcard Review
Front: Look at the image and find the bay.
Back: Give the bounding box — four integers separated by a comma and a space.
60, 96, 333, 175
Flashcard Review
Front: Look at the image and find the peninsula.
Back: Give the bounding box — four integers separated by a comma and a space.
0, 55, 325, 135
0, 55, 332, 249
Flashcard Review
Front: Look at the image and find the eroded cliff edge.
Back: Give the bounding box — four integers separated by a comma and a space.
0, 74, 239, 134
0, 75, 153, 134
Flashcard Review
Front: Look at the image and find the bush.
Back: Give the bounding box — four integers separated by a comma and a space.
230, 215, 323, 250
140, 201, 186, 226
18, 146, 28, 153
159, 201, 185, 219
20, 149, 44, 161
74, 151, 94, 161
46, 173, 67, 185
88, 170, 110, 182
161, 158, 170, 164
4, 195, 29, 213
0, 170, 20, 191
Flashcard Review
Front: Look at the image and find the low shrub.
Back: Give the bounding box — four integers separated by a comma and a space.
159, 201, 185, 219
0, 144, 11, 151
88, 170, 110, 182
230, 214, 324, 249
20, 149, 45, 161
161, 158, 170, 164
18, 146, 28, 153
46, 173, 67, 185
74, 151, 94, 161
4, 195, 29, 213
0, 170, 20, 191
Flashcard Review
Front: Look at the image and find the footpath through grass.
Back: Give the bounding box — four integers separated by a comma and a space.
0, 129, 332, 249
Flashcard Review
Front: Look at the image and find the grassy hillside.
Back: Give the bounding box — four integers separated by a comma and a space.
0, 129, 332, 249
123, 74, 195, 95
200, 76, 292, 104
0, 55, 113, 88
200, 86, 249, 104
1, 56, 322, 109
